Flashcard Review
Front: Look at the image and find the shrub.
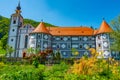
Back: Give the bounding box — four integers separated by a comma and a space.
43, 62, 70, 80
0, 64, 45, 80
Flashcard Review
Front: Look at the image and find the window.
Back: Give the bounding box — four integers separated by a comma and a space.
61, 37, 63, 40
37, 45, 40, 48
63, 37, 68, 41
56, 37, 60, 40
12, 29, 15, 32
92, 44, 95, 47
89, 45, 92, 48
57, 44, 60, 49
92, 37, 95, 40
98, 44, 101, 47
11, 39, 13, 42
13, 17, 17, 24
89, 37, 92, 40
61, 44, 66, 48
82, 31, 84, 33
72, 37, 78, 40
13, 20, 16, 24
38, 35, 41, 39
72, 44, 79, 48
68, 37, 70, 40
24, 35, 28, 48
67, 44, 71, 48
83, 37, 88, 41
98, 35, 101, 40
44, 35, 48, 40
79, 37, 82, 41
19, 22, 22, 27
84, 44, 88, 49
43, 43, 47, 48
80, 45, 83, 48
63, 52, 67, 56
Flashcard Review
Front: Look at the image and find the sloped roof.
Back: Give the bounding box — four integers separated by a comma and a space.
32, 22, 50, 34
31, 20, 112, 36
47, 27, 94, 36
97, 20, 113, 34
94, 30, 99, 35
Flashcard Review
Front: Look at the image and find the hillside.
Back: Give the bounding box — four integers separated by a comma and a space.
0, 15, 55, 48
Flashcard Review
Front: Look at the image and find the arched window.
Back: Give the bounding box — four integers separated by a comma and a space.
24, 35, 28, 48
13, 20, 16, 24
13, 17, 17, 24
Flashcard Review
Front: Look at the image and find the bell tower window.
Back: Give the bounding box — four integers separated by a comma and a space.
13, 17, 17, 24
13, 20, 16, 24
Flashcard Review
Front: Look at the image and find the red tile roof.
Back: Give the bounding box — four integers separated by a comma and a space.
32, 20, 112, 36
94, 30, 98, 35
32, 22, 50, 34
97, 20, 113, 34
47, 27, 94, 36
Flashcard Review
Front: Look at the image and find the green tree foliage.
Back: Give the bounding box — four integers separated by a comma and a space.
24, 19, 55, 27
110, 15, 120, 51
6, 45, 14, 57
0, 40, 6, 55
0, 15, 55, 49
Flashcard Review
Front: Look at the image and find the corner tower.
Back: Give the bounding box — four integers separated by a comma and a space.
29, 21, 52, 53
96, 19, 112, 58
8, 1, 23, 58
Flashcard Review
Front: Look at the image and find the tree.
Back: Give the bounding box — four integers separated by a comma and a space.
0, 40, 6, 55
55, 50, 61, 60
110, 15, 120, 51
6, 45, 14, 61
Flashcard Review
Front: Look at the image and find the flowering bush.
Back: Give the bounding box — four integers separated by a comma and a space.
68, 48, 120, 79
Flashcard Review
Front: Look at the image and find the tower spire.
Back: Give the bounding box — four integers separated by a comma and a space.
16, 0, 21, 14
16, 0, 21, 10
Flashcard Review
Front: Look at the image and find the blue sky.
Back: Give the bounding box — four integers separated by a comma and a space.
0, 0, 120, 28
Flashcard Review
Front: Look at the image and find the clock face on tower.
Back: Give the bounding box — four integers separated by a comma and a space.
103, 42, 108, 48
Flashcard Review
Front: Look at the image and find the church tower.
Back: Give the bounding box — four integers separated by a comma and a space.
8, 2, 23, 58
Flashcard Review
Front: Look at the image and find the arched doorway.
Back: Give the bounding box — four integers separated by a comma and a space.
22, 52, 26, 58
